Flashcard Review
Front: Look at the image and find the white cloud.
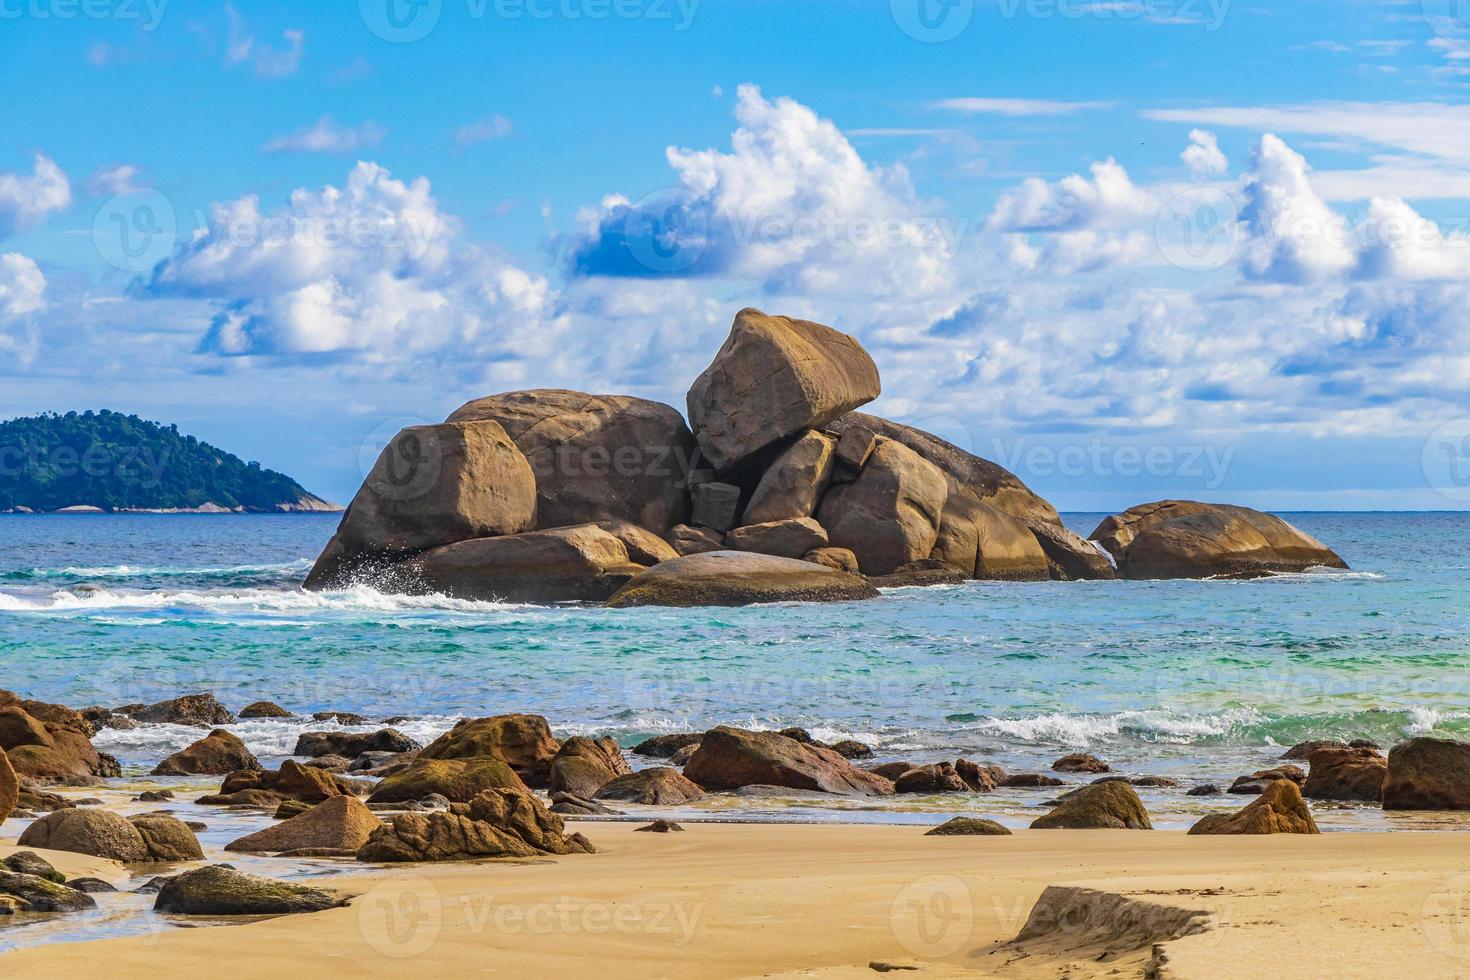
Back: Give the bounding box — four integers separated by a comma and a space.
225, 4, 304, 79
453, 115, 513, 148
0, 154, 71, 238
934, 97, 1116, 116
0, 253, 45, 368
1239, 134, 1354, 283
85, 164, 141, 197
986, 158, 1158, 232
263, 117, 386, 155
1181, 129, 1228, 177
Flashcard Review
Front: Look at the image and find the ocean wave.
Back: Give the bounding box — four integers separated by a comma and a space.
93, 714, 465, 762
965, 708, 1265, 746
0, 583, 541, 616
0, 559, 314, 582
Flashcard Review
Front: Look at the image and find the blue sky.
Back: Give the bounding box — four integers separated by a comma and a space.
3, 0, 1470, 509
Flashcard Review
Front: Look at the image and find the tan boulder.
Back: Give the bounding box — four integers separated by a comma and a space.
1302, 747, 1387, 802
687, 309, 880, 471
0, 695, 115, 780
1025, 519, 1117, 581
1189, 780, 1319, 835
594, 767, 706, 804
826, 412, 1059, 525
1030, 781, 1152, 830
356, 788, 595, 862
0, 748, 17, 825
129, 815, 206, 861
393, 524, 646, 603
226, 796, 383, 853
606, 551, 879, 608
666, 524, 724, 556
742, 431, 837, 524
304, 420, 536, 589
366, 757, 528, 804
446, 389, 698, 534
818, 438, 947, 575
726, 517, 829, 559
803, 546, 859, 573
682, 726, 894, 796
547, 736, 632, 799
200, 759, 348, 806
596, 520, 678, 565
1090, 501, 1348, 579
417, 713, 561, 787
1382, 736, 1470, 810
18, 808, 203, 862
152, 729, 260, 776
930, 492, 1050, 581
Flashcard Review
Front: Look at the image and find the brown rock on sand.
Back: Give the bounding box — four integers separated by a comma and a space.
18, 808, 203, 862
1382, 736, 1470, 810
1030, 781, 1153, 830
356, 788, 595, 862
894, 762, 968, 794
152, 729, 261, 776
595, 768, 706, 805
686, 308, 881, 472
1302, 747, 1387, 802
547, 736, 632, 799
682, 726, 894, 797
226, 796, 383, 853
1189, 780, 1320, 835
417, 713, 561, 787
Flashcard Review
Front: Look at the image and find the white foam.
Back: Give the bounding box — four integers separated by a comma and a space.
93, 714, 465, 761
966, 708, 1261, 747
0, 584, 539, 616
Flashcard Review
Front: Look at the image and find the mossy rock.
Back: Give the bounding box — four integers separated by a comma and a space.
925, 817, 1012, 836
153, 866, 342, 915
0, 870, 96, 912
1030, 781, 1153, 830
2, 850, 66, 883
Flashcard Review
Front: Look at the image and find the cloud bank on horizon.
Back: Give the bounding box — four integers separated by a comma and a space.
2, 1, 1469, 506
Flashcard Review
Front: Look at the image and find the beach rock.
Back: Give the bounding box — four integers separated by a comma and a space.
1302, 747, 1387, 802
998, 773, 1065, 788
304, 755, 353, 772
687, 308, 881, 471
955, 759, 1004, 792
690, 482, 742, 532
1090, 501, 1348, 579
607, 551, 880, 608
201, 760, 349, 807
447, 390, 697, 534
226, 796, 383, 853
831, 739, 874, 760
632, 733, 704, 758
1053, 753, 1111, 774
393, 524, 646, 604
293, 729, 419, 759
726, 517, 829, 559
0, 748, 16, 824
1188, 780, 1319, 835
1030, 781, 1153, 830
1125, 776, 1181, 788
274, 800, 312, 819
925, 817, 1012, 836
666, 524, 725, 556
682, 726, 894, 796
356, 788, 595, 862
817, 438, 946, 576
129, 815, 206, 861
550, 791, 621, 814
595, 520, 679, 566
305, 420, 536, 589
1229, 766, 1306, 795
154, 866, 342, 915
1382, 736, 1470, 810
0, 870, 96, 912
238, 700, 291, 718
1350, 738, 1380, 750
803, 546, 859, 573
18, 808, 202, 862
0, 696, 114, 781
1025, 519, 1117, 581
3, 851, 64, 883
1186, 784, 1222, 796
595, 767, 706, 805
668, 743, 700, 766
1280, 739, 1348, 760
313, 711, 370, 725
152, 729, 260, 776
634, 819, 684, 833
547, 736, 632, 799
418, 713, 560, 786
894, 762, 968, 794
868, 559, 967, 589
367, 757, 528, 804
826, 413, 1059, 525
743, 432, 838, 525
66, 877, 116, 893
930, 492, 1050, 581
130, 692, 235, 727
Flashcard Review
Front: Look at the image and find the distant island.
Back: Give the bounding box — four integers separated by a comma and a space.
0, 410, 338, 514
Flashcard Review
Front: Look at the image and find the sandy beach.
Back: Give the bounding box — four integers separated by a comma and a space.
5, 822, 1469, 979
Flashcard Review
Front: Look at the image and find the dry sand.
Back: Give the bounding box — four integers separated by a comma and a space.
4, 824, 1470, 979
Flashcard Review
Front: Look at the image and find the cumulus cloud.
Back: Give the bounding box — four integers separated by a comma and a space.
987, 158, 1159, 232
225, 4, 305, 79
0, 253, 45, 368
263, 117, 386, 155
0, 154, 71, 238
1239, 134, 1354, 283
143, 162, 558, 361
1181, 129, 1228, 177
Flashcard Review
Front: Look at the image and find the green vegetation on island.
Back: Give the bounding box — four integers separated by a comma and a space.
0, 410, 336, 514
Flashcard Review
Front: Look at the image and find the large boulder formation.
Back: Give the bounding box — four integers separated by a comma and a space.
0, 748, 16, 824
742, 431, 837, 524
0, 691, 117, 780
154, 866, 343, 915
1030, 781, 1153, 830
226, 796, 383, 853
1302, 746, 1387, 802
356, 788, 595, 862
305, 420, 537, 589
1189, 780, 1320, 835
817, 438, 947, 575
1090, 501, 1348, 579
1025, 519, 1117, 581
687, 309, 880, 472
1382, 737, 1470, 810
681, 726, 894, 796
416, 714, 561, 787
19, 809, 203, 862
606, 551, 879, 608
389, 524, 646, 603
152, 729, 260, 776
594, 767, 706, 805
366, 757, 527, 804
547, 736, 632, 799
826, 412, 1060, 525
446, 389, 698, 534
930, 492, 1050, 581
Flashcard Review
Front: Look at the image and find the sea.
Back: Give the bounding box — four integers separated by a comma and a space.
3, 511, 1469, 834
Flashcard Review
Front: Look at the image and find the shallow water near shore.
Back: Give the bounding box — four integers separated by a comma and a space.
3, 511, 1470, 834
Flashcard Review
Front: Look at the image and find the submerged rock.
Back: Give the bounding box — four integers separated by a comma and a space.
607, 551, 879, 608
682, 726, 894, 796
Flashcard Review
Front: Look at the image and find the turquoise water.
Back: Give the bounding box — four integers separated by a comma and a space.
2, 512, 1469, 811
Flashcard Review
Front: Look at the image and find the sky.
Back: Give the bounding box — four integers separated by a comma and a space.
3, 0, 1470, 510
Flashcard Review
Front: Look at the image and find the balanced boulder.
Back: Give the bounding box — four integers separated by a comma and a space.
1382, 737, 1470, 810
152, 729, 260, 776
606, 551, 879, 608
818, 438, 946, 575
682, 726, 894, 796
226, 796, 383, 853
446, 389, 697, 534
1189, 780, 1319, 835
1030, 781, 1152, 830
687, 309, 880, 471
